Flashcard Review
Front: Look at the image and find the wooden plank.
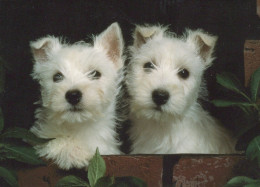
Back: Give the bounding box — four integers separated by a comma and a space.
104, 155, 163, 187
17, 155, 245, 187
172, 155, 244, 187
244, 40, 260, 86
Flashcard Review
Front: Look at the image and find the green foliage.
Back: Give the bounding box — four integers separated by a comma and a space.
56, 148, 147, 187
212, 67, 260, 139
250, 67, 260, 102
55, 175, 90, 187
88, 148, 106, 187
225, 176, 260, 187
212, 67, 260, 186
246, 136, 260, 167
0, 63, 47, 186
0, 127, 52, 145
216, 72, 249, 101
0, 167, 18, 187
2, 144, 45, 165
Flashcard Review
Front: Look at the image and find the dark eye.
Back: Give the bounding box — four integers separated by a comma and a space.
89, 70, 101, 80
178, 68, 189, 79
143, 62, 155, 72
53, 72, 64, 82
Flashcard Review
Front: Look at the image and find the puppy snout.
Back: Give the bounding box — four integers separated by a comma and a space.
152, 89, 170, 106
65, 89, 82, 105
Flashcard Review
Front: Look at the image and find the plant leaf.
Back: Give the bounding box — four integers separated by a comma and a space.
250, 67, 260, 102
3, 144, 45, 165
246, 136, 260, 167
88, 148, 106, 187
55, 175, 89, 187
0, 108, 4, 133
1, 127, 52, 145
95, 176, 114, 187
211, 100, 253, 107
112, 176, 147, 187
0, 166, 18, 187
245, 181, 260, 187
224, 176, 256, 187
216, 73, 250, 100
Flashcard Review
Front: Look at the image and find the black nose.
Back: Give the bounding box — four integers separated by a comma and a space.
152, 89, 170, 106
65, 89, 82, 105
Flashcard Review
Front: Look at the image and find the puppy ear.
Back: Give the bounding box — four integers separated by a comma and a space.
133, 25, 166, 48
30, 36, 61, 63
94, 22, 124, 70
186, 29, 217, 67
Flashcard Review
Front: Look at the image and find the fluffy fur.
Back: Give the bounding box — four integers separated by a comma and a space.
126, 25, 236, 154
30, 23, 124, 170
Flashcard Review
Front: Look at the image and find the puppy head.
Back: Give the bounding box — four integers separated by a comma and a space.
31, 22, 124, 123
127, 25, 217, 121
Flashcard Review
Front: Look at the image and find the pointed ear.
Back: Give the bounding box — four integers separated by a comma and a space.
30, 36, 61, 63
186, 29, 217, 66
133, 25, 166, 48
94, 22, 124, 70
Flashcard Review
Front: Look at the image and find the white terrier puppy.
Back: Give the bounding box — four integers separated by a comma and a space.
30, 23, 124, 170
126, 25, 236, 154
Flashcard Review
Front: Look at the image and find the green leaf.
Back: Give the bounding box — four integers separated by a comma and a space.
95, 176, 114, 187
224, 176, 257, 187
245, 181, 260, 187
55, 175, 89, 187
112, 176, 147, 187
250, 67, 260, 102
246, 136, 260, 167
0, 108, 4, 133
3, 144, 45, 165
211, 100, 253, 107
88, 148, 106, 187
216, 73, 250, 101
1, 127, 52, 145
0, 166, 18, 187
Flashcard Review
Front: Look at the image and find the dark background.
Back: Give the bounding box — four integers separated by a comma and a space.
0, 0, 259, 131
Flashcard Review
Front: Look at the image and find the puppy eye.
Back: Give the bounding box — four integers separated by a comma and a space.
89, 70, 101, 80
178, 68, 189, 79
53, 72, 64, 82
143, 62, 155, 72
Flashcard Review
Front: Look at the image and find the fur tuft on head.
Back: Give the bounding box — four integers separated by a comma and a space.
30, 36, 62, 63
132, 24, 167, 48
94, 22, 124, 70
185, 29, 218, 67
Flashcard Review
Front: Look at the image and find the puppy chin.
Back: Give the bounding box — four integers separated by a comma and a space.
59, 107, 93, 123
132, 106, 177, 122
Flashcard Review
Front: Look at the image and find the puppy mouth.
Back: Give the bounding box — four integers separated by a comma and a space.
154, 106, 162, 111
68, 106, 83, 112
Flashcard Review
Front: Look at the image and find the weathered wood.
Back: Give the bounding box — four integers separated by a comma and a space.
172, 155, 244, 187
104, 155, 163, 187
244, 40, 260, 86
17, 155, 245, 187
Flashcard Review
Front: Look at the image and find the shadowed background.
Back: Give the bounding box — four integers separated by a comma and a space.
0, 0, 259, 134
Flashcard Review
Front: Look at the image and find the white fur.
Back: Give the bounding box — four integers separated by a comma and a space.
30, 23, 124, 170
126, 25, 236, 154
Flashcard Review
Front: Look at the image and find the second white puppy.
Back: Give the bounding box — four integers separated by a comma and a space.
126, 25, 236, 154
30, 23, 124, 170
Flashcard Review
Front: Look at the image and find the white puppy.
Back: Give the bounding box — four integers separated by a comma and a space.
30, 23, 124, 170
126, 25, 236, 154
